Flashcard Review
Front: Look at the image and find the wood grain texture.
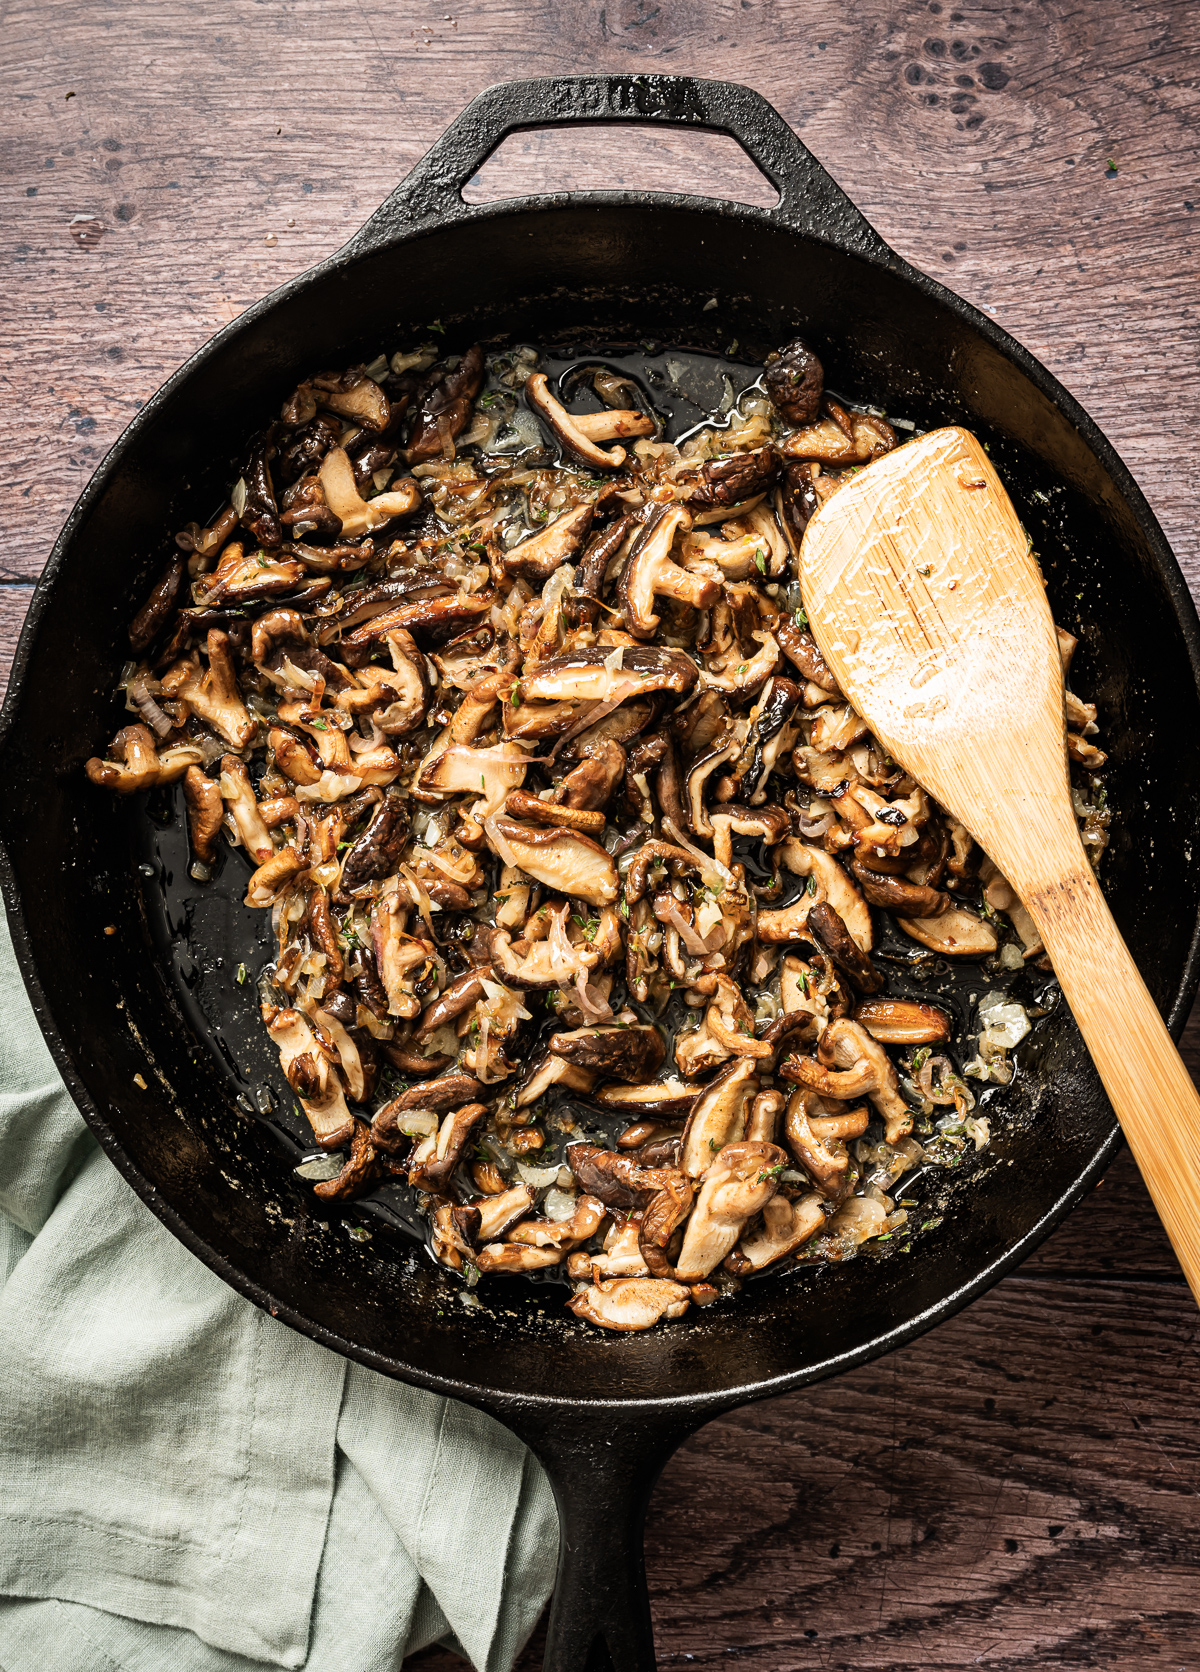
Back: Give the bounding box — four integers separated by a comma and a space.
3, 3, 1199, 1667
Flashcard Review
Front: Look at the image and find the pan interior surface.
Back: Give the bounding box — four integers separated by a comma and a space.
4, 199, 1197, 1406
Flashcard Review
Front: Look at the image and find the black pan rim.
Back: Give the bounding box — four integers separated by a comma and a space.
3, 173, 1198, 1418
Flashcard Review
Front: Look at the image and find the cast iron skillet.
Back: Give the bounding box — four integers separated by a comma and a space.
3, 75, 1199, 1671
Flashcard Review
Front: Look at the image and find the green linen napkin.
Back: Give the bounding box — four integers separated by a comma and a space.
0, 909, 557, 1671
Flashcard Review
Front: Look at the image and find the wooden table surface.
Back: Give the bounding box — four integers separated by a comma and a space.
5, 2, 1200, 1666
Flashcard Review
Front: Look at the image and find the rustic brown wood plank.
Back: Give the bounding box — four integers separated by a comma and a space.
5, 3, 1200, 1668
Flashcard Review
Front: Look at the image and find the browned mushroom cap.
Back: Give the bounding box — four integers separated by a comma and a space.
570, 515, 638, 626
371, 1073, 484, 1151
774, 618, 838, 691
183, 765, 223, 863
502, 503, 594, 582
679, 1057, 760, 1178
848, 852, 948, 918
129, 557, 185, 653
897, 906, 998, 957
727, 1190, 826, 1274
854, 998, 950, 1045
784, 403, 897, 467
525, 372, 631, 470
408, 1101, 489, 1192
86, 725, 203, 795
503, 790, 605, 836
746, 1088, 786, 1143
567, 1276, 691, 1330
549, 1023, 665, 1080
160, 630, 258, 749
337, 593, 494, 665
564, 1142, 654, 1210
784, 1087, 868, 1197
484, 816, 619, 907
412, 968, 492, 1043
676, 445, 779, 510
619, 505, 718, 637
307, 366, 391, 431
638, 1170, 695, 1278
193, 541, 305, 607
805, 901, 884, 994
312, 1119, 378, 1201
405, 344, 486, 463
764, 338, 825, 425
674, 1140, 788, 1281
431, 1200, 483, 1270
593, 1078, 697, 1121
315, 447, 421, 540
338, 796, 407, 896
244, 847, 306, 908
514, 644, 698, 706
782, 1016, 912, 1145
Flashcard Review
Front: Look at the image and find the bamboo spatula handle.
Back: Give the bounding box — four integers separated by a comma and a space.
1022, 854, 1200, 1299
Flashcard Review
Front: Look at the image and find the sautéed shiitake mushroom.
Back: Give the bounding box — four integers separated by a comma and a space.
87, 336, 1109, 1331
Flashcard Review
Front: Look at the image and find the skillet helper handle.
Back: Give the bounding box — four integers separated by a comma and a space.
1020, 833, 1200, 1303
503, 1408, 692, 1672
346, 74, 891, 261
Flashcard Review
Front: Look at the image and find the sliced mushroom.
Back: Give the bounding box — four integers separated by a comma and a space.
708, 802, 790, 870
85, 725, 202, 794
371, 1074, 484, 1151
757, 842, 872, 952
195, 542, 305, 606
183, 765, 223, 862
549, 1023, 665, 1079
704, 974, 773, 1060
805, 901, 884, 993
244, 847, 306, 907
727, 1190, 826, 1273
784, 1087, 869, 1197
475, 1183, 537, 1240
405, 345, 485, 464
802, 1194, 888, 1260
782, 402, 896, 467
507, 1194, 607, 1248
593, 1079, 697, 1121
514, 644, 698, 706
567, 1276, 691, 1330
619, 505, 718, 637
336, 593, 494, 665
263, 1002, 354, 1147
312, 1120, 378, 1201
218, 755, 275, 862
417, 742, 530, 814
160, 630, 258, 749
504, 789, 605, 836
850, 852, 949, 918
526, 372, 630, 470
408, 1101, 489, 1192
676, 446, 778, 510
897, 907, 998, 957
477, 1242, 565, 1273
674, 1141, 788, 1282
679, 1057, 759, 1177
129, 557, 186, 653
638, 1170, 695, 1278
503, 503, 594, 582
782, 1017, 912, 1146
746, 1089, 786, 1144
484, 816, 619, 907
775, 619, 838, 691
514, 1052, 598, 1108
854, 998, 950, 1045
317, 447, 420, 539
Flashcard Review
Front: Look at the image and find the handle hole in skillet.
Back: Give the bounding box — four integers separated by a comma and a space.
460, 122, 781, 208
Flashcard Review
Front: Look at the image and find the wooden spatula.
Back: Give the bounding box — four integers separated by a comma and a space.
799, 424, 1200, 1301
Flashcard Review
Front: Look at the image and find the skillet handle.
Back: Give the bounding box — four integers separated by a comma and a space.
344, 74, 891, 262
500, 1404, 696, 1672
